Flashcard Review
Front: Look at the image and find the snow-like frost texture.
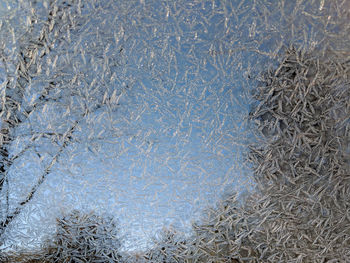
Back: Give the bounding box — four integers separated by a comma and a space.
44, 210, 122, 262
0, 0, 349, 259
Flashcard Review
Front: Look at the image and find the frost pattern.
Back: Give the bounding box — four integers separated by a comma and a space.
0, 0, 349, 261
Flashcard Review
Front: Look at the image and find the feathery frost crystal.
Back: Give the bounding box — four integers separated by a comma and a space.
0, 0, 349, 262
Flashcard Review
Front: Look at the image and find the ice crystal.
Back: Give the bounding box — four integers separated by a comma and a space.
44, 210, 122, 263
0, 0, 349, 262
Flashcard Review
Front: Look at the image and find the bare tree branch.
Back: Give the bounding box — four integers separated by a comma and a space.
0, 0, 85, 234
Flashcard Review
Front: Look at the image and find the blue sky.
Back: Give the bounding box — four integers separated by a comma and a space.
0, 0, 339, 253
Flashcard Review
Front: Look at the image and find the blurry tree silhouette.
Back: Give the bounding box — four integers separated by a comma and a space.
142, 227, 189, 263
184, 46, 350, 262
0, 0, 125, 242
44, 210, 123, 262
1, 210, 124, 262
0, 0, 84, 237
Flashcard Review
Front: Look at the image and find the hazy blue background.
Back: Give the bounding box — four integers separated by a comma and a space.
0, 0, 345, 253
